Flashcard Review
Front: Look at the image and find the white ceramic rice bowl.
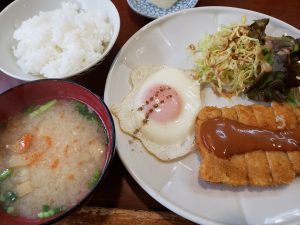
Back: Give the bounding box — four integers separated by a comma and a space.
0, 0, 120, 81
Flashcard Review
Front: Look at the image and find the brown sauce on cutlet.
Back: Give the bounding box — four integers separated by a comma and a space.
200, 117, 300, 159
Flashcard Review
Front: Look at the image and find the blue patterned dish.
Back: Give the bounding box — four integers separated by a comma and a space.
127, 0, 198, 19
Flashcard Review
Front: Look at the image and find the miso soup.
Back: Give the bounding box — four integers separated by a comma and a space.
0, 99, 107, 218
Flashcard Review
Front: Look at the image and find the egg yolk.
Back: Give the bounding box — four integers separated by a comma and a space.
141, 84, 182, 123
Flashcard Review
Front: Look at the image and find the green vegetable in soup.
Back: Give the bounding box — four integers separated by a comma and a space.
42, 204, 50, 212
0, 193, 5, 202
4, 191, 17, 203
38, 211, 50, 218
48, 209, 56, 216
0, 190, 17, 214
0, 168, 13, 182
23, 105, 37, 114
73, 101, 109, 144
102, 128, 109, 145
6, 206, 15, 214
88, 170, 100, 188
73, 101, 99, 122
38, 205, 67, 218
53, 206, 67, 214
29, 99, 57, 118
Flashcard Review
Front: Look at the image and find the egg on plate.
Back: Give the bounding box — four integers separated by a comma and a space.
111, 65, 201, 161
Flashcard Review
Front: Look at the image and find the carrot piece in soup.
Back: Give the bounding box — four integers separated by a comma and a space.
29, 152, 45, 166
64, 145, 69, 156
18, 133, 33, 153
51, 159, 59, 169
43, 136, 52, 148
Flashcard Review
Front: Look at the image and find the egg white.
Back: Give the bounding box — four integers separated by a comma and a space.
111, 65, 201, 161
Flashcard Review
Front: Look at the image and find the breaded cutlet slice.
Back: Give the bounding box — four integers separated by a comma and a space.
235, 105, 273, 186
291, 106, 300, 173
195, 107, 228, 183
196, 103, 300, 186
252, 104, 295, 184
272, 102, 300, 176
221, 107, 248, 186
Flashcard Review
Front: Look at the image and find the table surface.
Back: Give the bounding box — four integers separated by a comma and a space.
1, 0, 300, 224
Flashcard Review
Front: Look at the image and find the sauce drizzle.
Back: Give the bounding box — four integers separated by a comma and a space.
200, 117, 300, 159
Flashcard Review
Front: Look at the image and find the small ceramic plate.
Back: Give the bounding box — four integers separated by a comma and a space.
127, 0, 198, 19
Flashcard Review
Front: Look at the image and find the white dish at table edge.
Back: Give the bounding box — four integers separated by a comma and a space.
104, 6, 300, 225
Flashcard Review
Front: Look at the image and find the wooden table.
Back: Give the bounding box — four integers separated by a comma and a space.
1, 0, 300, 224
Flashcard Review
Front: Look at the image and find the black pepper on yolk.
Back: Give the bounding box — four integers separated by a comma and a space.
138, 84, 182, 124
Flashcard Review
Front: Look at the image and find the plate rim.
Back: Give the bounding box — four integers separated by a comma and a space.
104, 6, 300, 225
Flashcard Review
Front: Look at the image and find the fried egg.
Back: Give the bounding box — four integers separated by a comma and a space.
111, 65, 201, 161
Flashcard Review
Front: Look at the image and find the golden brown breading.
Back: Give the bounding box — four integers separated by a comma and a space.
289, 107, 300, 173
252, 104, 277, 130
272, 102, 297, 129
221, 107, 248, 186
235, 105, 273, 186
196, 103, 300, 186
196, 107, 228, 183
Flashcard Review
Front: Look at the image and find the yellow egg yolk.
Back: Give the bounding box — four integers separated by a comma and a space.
141, 84, 182, 123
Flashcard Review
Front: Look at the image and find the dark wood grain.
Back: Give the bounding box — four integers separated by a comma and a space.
56, 207, 195, 225
0, 0, 300, 224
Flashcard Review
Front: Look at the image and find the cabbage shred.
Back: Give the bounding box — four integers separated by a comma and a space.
191, 21, 264, 96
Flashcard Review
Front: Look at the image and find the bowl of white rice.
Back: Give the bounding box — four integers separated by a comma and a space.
0, 0, 120, 81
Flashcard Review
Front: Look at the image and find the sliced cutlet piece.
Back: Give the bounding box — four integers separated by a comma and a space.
252, 104, 284, 186
235, 105, 273, 186
195, 106, 221, 155
272, 102, 297, 129
196, 107, 229, 183
271, 102, 298, 178
293, 107, 300, 121
291, 106, 300, 173
221, 107, 248, 186
251, 104, 277, 130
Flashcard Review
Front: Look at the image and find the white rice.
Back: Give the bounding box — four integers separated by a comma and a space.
12, 2, 112, 78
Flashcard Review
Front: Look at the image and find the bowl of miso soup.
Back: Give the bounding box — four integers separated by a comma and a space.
0, 80, 115, 225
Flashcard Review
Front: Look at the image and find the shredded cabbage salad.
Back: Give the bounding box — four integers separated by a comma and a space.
190, 18, 264, 96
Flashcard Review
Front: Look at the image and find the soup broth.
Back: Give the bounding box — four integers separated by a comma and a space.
0, 99, 107, 218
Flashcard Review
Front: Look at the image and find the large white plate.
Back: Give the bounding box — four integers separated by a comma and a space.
104, 6, 300, 225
